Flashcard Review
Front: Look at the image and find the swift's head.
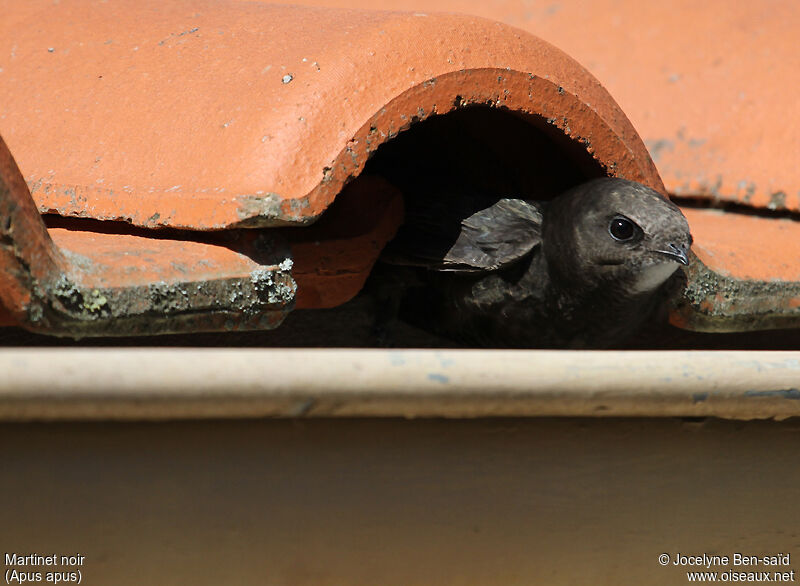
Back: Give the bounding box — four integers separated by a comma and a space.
543, 178, 692, 293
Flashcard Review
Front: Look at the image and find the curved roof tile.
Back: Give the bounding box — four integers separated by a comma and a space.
0, 0, 659, 229
289, 0, 800, 213
1, 0, 798, 337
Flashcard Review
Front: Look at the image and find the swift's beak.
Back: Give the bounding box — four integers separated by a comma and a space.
656, 243, 690, 266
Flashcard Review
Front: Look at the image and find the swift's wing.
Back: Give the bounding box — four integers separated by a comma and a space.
383, 194, 544, 273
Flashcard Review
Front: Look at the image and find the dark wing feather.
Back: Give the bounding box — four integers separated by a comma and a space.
384, 195, 544, 273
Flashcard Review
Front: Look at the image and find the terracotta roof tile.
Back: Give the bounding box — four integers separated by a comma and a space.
0, 0, 658, 229
1, 0, 799, 337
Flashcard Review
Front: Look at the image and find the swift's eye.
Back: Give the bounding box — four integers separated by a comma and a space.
608, 216, 636, 241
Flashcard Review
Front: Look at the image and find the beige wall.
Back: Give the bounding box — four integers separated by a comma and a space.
2, 417, 799, 584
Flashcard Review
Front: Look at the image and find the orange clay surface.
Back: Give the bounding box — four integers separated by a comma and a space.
0, 127, 400, 332
48, 178, 401, 309
290, 0, 800, 214
0, 0, 659, 230
682, 209, 800, 283
45, 175, 402, 308
1, 0, 799, 333
669, 208, 800, 332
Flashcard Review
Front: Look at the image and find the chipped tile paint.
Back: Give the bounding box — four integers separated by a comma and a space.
427, 373, 450, 384
434, 352, 456, 368
743, 389, 800, 399
233, 192, 309, 227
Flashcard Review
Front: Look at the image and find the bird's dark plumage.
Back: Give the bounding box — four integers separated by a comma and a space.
376, 177, 692, 348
